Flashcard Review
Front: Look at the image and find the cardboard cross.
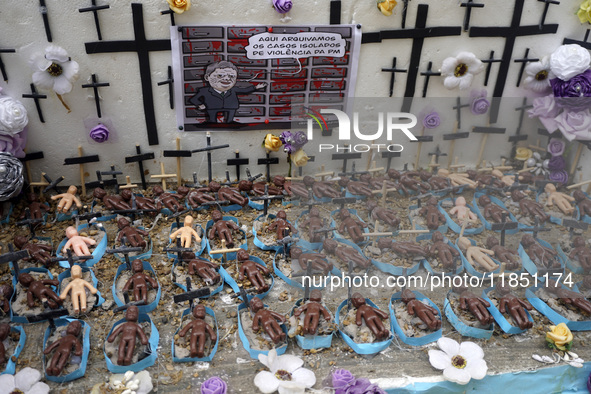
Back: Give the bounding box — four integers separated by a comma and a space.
381, 57, 407, 97
331, 197, 357, 210
513, 48, 539, 88
173, 277, 211, 310
332, 149, 362, 174
63, 146, 100, 197
258, 152, 280, 183
160, 8, 176, 26
42, 173, 64, 195
562, 218, 589, 239
22, 83, 47, 123
381, 151, 401, 171
81, 74, 110, 118
0, 47, 16, 81
460, 0, 485, 31
481, 50, 502, 86
163, 237, 193, 265
490, 213, 518, 246
106, 243, 143, 271
50, 249, 93, 269
192, 132, 230, 183
21, 151, 45, 185
227, 150, 249, 181
250, 185, 285, 216
521, 217, 551, 239
157, 65, 174, 109
537, 0, 561, 27
16, 209, 43, 238
125, 145, 154, 191
563, 29, 591, 50
114, 300, 146, 313
420, 61, 441, 97
509, 98, 532, 157
78, 0, 110, 40
410, 192, 434, 209
26, 309, 68, 331
0, 245, 29, 279
38, 0, 53, 42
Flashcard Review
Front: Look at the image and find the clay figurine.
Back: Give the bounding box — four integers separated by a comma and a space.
400, 289, 441, 330
59, 265, 98, 314
178, 304, 217, 358
428, 231, 460, 270
107, 305, 149, 366
237, 249, 270, 293
185, 254, 221, 285
120, 189, 161, 216
338, 177, 373, 197
117, 218, 148, 249
569, 236, 591, 272
377, 238, 427, 258
0, 284, 13, 314
454, 285, 494, 326
186, 188, 216, 208
208, 181, 248, 207
322, 239, 370, 269
281, 177, 309, 199
14, 235, 52, 267
92, 187, 131, 211
449, 196, 478, 221
478, 195, 510, 223
544, 183, 575, 215
367, 200, 400, 228
388, 169, 430, 195
521, 234, 561, 270
545, 279, 591, 315
18, 272, 62, 309
437, 168, 478, 189
152, 185, 185, 212
208, 209, 240, 247
266, 210, 297, 240
294, 289, 331, 335
238, 180, 283, 196
309, 177, 340, 199
22, 193, 48, 220
418, 197, 446, 230
511, 190, 550, 222
457, 237, 498, 272
420, 170, 448, 190
122, 259, 159, 305
250, 297, 286, 344
290, 247, 333, 275
574, 190, 591, 217
485, 236, 520, 271
0, 323, 9, 363
351, 292, 390, 340
169, 215, 202, 249
51, 185, 82, 214
337, 208, 367, 244
299, 207, 325, 243
62, 226, 96, 256
496, 284, 533, 330
43, 320, 83, 376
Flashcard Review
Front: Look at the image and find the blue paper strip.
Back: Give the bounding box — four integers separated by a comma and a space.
219, 255, 273, 300
1, 326, 25, 375
443, 297, 493, 339
408, 204, 448, 234
472, 192, 519, 233
481, 287, 533, 334
518, 238, 565, 277
43, 318, 91, 382
525, 283, 591, 331
11, 267, 58, 324
290, 298, 334, 349
237, 302, 287, 359
111, 261, 161, 313
205, 215, 247, 260
438, 198, 483, 235
336, 298, 392, 354
330, 208, 369, 246
172, 306, 219, 362
171, 257, 224, 297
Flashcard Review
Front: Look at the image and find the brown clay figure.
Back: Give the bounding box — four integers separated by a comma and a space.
117, 218, 148, 249
421, 171, 448, 190
377, 238, 427, 258
388, 169, 430, 195
368, 200, 400, 228
496, 284, 533, 330
51, 185, 82, 214
545, 279, 591, 315
22, 193, 49, 220
294, 290, 331, 335
337, 208, 367, 244
122, 259, 158, 305
208, 181, 248, 207
18, 272, 62, 309
120, 189, 161, 216
486, 236, 520, 271
544, 183, 575, 215
43, 320, 83, 376
310, 177, 340, 199
401, 289, 442, 330
178, 305, 217, 358
0, 323, 10, 363
478, 195, 510, 223
59, 265, 98, 314
457, 237, 498, 272
299, 207, 325, 243
14, 235, 52, 267
250, 297, 286, 344
429, 231, 460, 270
237, 249, 270, 293
454, 285, 494, 326
282, 177, 309, 199
238, 180, 283, 196
186, 254, 221, 285
338, 177, 373, 197
186, 188, 216, 208
107, 305, 149, 366
62, 226, 96, 256
92, 187, 131, 211
322, 239, 370, 269
208, 210, 240, 247
437, 169, 478, 189
351, 292, 389, 340
418, 197, 446, 230
574, 190, 591, 217
569, 236, 591, 272
266, 210, 297, 240
153, 185, 184, 212
290, 248, 333, 275
0, 284, 13, 314
170, 216, 202, 248
449, 196, 478, 221
511, 190, 550, 222
521, 234, 561, 270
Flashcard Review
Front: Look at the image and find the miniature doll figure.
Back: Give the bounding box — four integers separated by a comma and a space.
0, 323, 10, 363
153, 185, 184, 212
545, 279, 591, 315
454, 284, 494, 326
266, 210, 297, 241
18, 272, 62, 309
62, 226, 96, 256
208, 181, 248, 207
117, 218, 148, 249
457, 237, 498, 272
429, 231, 460, 270
338, 208, 367, 244
478, 195, 510, 223
120, 189, 161, 216
122, 259, 159, 305
238, 180, 283, 196
290, 247, 333, 275
309, 176, 341, 199
338, 177, 373, 197
388, 169, 430, 195
368, 200, 400, 228
486, 236, 520, 271
521, 234, 561, 270
22, 193, 48, 220
170, 215, 202, 249
437, 168, 478, 189
569, 236, 591, 272
449, 196, 478, 221
401, 289, 442, 330
107, 305, 149, 366
351, 292, 390, 340
294, 289, 331, 335
0, 284, 13, 314
299, 207, 325, 243
92, 187, 131, 211
544, 183, 575, 215
574, 190, 591, 217
279, 176, 309, 199
418, 197, 446, 230
178, 305, 217, 358
359, 173, 398, 191
185, 253, 221, 285
14, 235, 52, 267
208, 209, 240, 247
186, 187, 216, 208
322, 239, 370, 269
59, 265, 98, 314
377, 238, 427, 258
237, 249, 270, 293
43, 320, 83, 376
51, 185, 82, 214
250, 297, 286, 344
470, 169, 505, 189
420, 170, 449, 190
496, 284, 533, 330
511, 190, 550, 222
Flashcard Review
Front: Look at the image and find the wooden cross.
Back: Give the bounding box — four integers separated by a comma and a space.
508, 98, 532, 157
481, 50, 502, 86
125, 145, 154, 190
473, 124, 506, 169
38, 0, 53, 42
381, 57, 407, 97
372, 182, 398, 206
460, 0, 484, 31
513, 48, 539, 88
150, 162, 177, 190
490, 213, 518, 246
63, 146, 100, 197
119, 176, 138, 190
162, 137, 188, 187
428, 146, 447, 171
258, 152, 280, 183
81, 74, 110, 118
29, 173, 50, 195
227, 150, 249, 181
0, 48, 16, 81
157, 65, 174, 110
314, 165, 335, 181
21, 151, 45, 185
78, 0, 110, 40
420, 61, 441, 97
209, 240, 242, 264
22, 83, 47, 123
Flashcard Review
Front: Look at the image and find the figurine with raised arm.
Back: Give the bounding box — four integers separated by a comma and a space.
511, 190, 550, 222
478, 195, 510, 223
368, 200, 400, 228
496, 284, 533, 330
266, 210, 296, 240
429, 231, 459, 270
92, 187, 131, 211
338, 208, 367, 244
322, 239, 370, 269
63, 226, 96, 256
122, 259, 159, 305
250, 297, 286, 344
170, 215, 202, 249
294, 289, 331, 335
418, 197, 446, 230
351, 292, 389, 340
544, 183, 575, 215
208, 209, 240, 247
178, 305, 217, 358
238, 249, 270, 293
457, 237, 498, 272
454, 284, 494, 326
43, 320, 83, 376
290, 247, 333, 275
59, 265, 98, 314
14, 235, 52, 267
107, 305, 149, 366
569, 236, 591, 272
18, 272, 62, 309
117, 218, 148, 249
400, 289, 441, 330
449, 196, 478, 221
486, 236, 520, 271
299, 207, 325, 243
51, 185, 82, 214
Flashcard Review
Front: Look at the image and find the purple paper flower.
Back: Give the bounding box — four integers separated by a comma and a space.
279, 130, 293, 144
549, 170, 568, 185
0, 127, 27, 158
422, 112, 440, 129
470, 89, 490, 115
547, 138, 565, 156
551, 70, 591, 111
89, 123, 110, 143
332, 369, 386, 394
201, 376, 227, 394
273, 0, 292, 13
547, 155, 566, 171
554, 109, 591, 141
292, 131, 308, 150
332, 369, 356, 389
529, 95, 561, 134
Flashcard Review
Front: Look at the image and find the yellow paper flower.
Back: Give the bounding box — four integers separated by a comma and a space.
263, 134, 282, 152
292, 149, 310, 167
377, 0, 397, 16
546, 323, 573, 351
578, 0, 591, 24
167, 0, 191, 14
514, 147, 533, 161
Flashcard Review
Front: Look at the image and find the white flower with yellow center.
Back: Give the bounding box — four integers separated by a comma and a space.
254, 349, 316, 394
30, 45, 79, 95
441, 52, 484, 90
0, 367, 50, 394
524, 57, 553, 93
428, 337, 487, 385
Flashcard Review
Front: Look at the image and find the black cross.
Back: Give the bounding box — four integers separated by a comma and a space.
520, 217, 550, 239
331, 197, 357, 210
513, 48, 539, 88
186, 172, 205, 189
469, 0, 558, 123
381, 151, 401, 171
82, 74, 110, 118
157, 66, 174, 110
460, 0, 484, 31
538, 0, 560, 28
125, 145, 154, 190
563, 29, 591, 50
420, 61, 441, 98
102, 165, 122, 193
71, 209, 103, 228
85, 169, 118, 190
258, 152, 280, 183
191, 132, 230, 183
114, 300, 146, 313
50, 249, 93, 269
562, 218, 589, 239
0, 48, 16, 81
338, 162, 368, 181
453, 96, 470, 129
163, 237, 193, 263
64, 152, 99, 165
381, 57, 407, 97
245, 168, 263, 182
26, 309, 68, 330
250, 185, 285, 216
85, 3, 171, 146
160, 9, 176, 27
481, 51, 502, 87
490, 214, 518, 246
16, 209, 43, 238
332, 149, 362, 174
78, 0, 110, 41
429, 146, 447, 164
330, 0, 341, 25
39, 0, 53, 42
0, 245, 29, 279
22, 84, 47, 123
42, 173, 65, 194
409, 192, 434, 209
400, 0, 410, 29
227, 150, 249, 181
106, 244, 143, 271
473, 126, 506, 135
509, 98, 532, 156
173, 278, 211, 310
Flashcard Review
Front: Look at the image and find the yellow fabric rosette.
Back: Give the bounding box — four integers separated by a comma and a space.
377, 0, 397, 16
167, 0, 191, 14
292, 149, 310, 167
546, 323, 573, 351
263, 134, 283, 152
514, 147, 533, 161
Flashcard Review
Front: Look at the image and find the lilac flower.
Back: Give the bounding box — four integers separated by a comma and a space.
89, 123, 110, 143
422, 112, 441, 129
547, 156, 566, 172
201, 376, 227, 394
292, 131, 308, 150
470, 89, 490, 115
551, 70, 591, 111
273, 0, 292, 13
0, 127, 27, 158
279, 130, 293, 145
332, 369, 386, 394
332, 369, 356, 389
547, 138, 565, 156
554, 109, 591, 141
549, 170, 568, 185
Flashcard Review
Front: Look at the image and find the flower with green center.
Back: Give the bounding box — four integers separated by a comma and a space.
441, 52, 483, 90
428, 337, 487, 385
253, 348, 316, 393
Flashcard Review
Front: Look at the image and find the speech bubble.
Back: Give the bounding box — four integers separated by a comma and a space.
245, 32, 346, 60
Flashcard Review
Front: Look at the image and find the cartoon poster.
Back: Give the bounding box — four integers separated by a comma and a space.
170, 25, 362, 131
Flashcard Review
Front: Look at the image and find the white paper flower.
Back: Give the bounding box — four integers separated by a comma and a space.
0, 96, 28, 136
524, 56, 553, 92
428, 337, 487, 385
30, 45, 79, 95
107, 370, 153, 394
0, 367, 50, 394
253, 349, 316, 394
550, 44, 591, 82
441, 52, 484, 90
